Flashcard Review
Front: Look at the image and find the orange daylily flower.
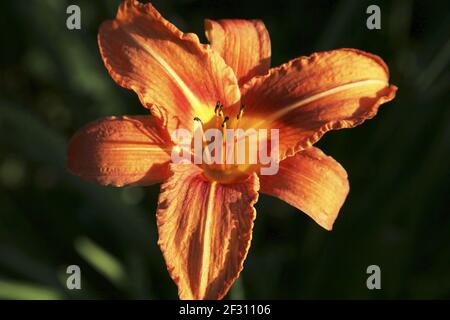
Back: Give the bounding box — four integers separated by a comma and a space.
67, 0, 397, 299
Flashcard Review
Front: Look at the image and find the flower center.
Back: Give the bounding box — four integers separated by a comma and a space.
193, 102, 255, 183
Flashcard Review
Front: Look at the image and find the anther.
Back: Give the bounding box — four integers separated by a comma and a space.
214, 101, 221, 115
193, 116, 202, 123
221, 116, 230, 128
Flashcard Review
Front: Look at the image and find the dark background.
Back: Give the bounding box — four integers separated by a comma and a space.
0, 0, 449, 299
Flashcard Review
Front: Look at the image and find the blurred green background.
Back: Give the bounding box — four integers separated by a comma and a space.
0, 0, 449, 299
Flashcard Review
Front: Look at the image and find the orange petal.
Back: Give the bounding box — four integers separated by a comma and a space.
157, 164, 259, 299
67, 116, 172, 187
205, 19, 271, 87
241, 48, 397, 160
98, 0, 241, 132
259, 147, 349, 230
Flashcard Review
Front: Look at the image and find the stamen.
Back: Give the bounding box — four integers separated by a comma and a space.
221, 116, 229, 168
237, 104, 245, 119
214, 101, 221, 115
235, 104, 245, 131
193, 116, 211, 164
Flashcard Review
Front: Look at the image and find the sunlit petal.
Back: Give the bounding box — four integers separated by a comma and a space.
157, 164, 259, 299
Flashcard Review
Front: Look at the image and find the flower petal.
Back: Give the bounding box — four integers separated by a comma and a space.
98, 0, 241, 131
205, 19, 271, 86
157, 164, 259, 299
241, 48, 397, 160
67, 116, 172, 187
259, 147, 349, 230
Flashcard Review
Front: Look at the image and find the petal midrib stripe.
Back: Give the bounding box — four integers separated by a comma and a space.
254, 79, 388, 127
127, 30, 203, 114
102, 146, 172, 152
198, 180, 217, 298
